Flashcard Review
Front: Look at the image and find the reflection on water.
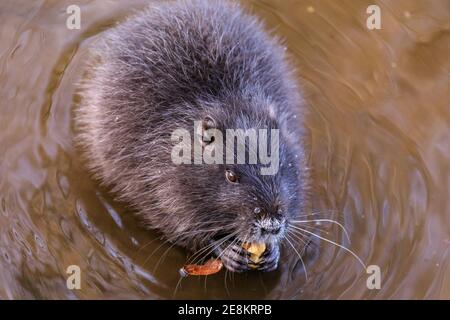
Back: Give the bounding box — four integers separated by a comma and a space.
0, 0, 448, 299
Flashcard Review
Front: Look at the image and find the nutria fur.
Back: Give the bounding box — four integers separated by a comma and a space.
75, 0, 309, 272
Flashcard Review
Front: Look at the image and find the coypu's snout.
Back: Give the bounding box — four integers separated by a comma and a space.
252, 205, 287, 242
257, 217, 285, 237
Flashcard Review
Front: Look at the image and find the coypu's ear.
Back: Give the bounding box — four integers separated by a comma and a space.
195, 116, 217, 146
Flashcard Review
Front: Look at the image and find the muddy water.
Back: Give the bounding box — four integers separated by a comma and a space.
0, 0, 449, 299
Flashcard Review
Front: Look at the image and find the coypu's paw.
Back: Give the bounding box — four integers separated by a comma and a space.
256, 244, 280, 272
215, 242, 251, 273
215, 241, 280, 273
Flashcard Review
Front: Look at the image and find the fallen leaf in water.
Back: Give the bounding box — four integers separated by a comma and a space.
179, 258, 223, 277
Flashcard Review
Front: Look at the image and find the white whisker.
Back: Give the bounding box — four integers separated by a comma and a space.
285, 234, 308, 281
290, 226, 366, 269
291, 219, 350, 242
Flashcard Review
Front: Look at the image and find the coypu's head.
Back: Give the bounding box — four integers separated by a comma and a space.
166, 98, 306, 272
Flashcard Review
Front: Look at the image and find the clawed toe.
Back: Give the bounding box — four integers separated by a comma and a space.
214, 242, 280, 273
215, 243, 251, 272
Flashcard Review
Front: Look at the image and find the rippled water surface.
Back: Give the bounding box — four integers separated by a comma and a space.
0, 0, 449, 299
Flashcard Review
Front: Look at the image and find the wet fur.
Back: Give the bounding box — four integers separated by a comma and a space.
75, 0, 309, 272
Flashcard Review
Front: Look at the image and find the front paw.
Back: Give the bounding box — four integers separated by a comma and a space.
215, 242, 251, 273
256, 244, 280, 272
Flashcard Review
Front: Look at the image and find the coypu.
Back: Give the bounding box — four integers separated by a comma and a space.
75, 0, 309, 272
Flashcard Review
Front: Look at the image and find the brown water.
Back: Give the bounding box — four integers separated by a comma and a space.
0, 0, 449, 299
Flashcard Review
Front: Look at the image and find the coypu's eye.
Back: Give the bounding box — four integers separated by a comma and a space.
225, 170, 238, 184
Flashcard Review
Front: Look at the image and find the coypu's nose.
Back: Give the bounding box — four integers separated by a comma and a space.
259, 218, 282, 235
